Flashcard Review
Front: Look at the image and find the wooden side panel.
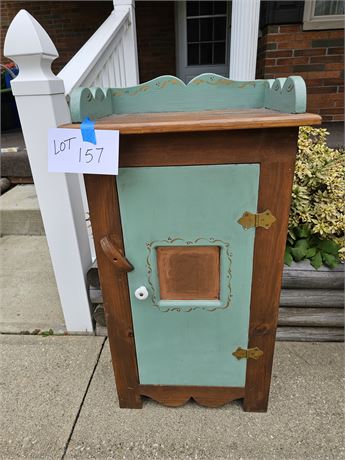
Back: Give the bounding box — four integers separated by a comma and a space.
84, 174, 142, 408
243, 129, 299, 412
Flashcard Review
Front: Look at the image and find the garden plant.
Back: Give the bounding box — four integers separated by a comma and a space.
286, 126, 344, 269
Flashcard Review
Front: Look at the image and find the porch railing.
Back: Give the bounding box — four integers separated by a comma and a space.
58, 0, 138, 263
59, 1, 138, 93
4, 0, 139, 332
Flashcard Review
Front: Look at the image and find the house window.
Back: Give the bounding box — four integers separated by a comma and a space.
303, 0, 345, 29
176, 1, 230, 82
186, 1, 228, 66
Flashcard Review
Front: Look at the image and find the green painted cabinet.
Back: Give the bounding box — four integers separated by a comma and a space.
66, 73, 321, 410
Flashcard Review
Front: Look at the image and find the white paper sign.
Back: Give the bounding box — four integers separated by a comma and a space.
48, 128, 119, 175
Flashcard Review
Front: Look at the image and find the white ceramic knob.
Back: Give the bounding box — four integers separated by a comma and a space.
134, 286, 149, 300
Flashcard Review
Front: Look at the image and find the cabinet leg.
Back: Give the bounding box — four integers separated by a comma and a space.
117, 389, 143, 409
243, 334, 275, 413
242, 395, 269, 412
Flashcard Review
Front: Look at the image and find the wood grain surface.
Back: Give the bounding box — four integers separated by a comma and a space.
243, 128, 299, 412
117, 128, 299, 168
277, 327, 344, 342
139, 385, 245, 408
282, 262, 344, 290
280, 289, 344, 307
62, 108, 321, 134
84, 174, 142, 408
278, 307, 344, 327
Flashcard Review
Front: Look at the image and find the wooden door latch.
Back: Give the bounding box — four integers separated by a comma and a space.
100, 235, 133, 272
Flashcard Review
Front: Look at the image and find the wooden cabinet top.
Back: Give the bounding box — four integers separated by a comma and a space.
62, 108, 320, 135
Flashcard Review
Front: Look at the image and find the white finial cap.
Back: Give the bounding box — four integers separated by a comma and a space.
4, 10, 64, 95
4, 10, 58, 58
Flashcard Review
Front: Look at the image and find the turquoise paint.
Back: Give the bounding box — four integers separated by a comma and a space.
117, 164, 260, 386
110, 74, 266, 115
69, 87, 113, 122
264, 76, 306, 114
69, 73, 307, 122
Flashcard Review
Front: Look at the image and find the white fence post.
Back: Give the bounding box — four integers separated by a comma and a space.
4, 10, 94, 333
229, 0, 261, 80
114, 0, 139, 85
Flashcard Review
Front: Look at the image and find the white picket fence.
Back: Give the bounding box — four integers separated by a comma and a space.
4, 0, 139, 332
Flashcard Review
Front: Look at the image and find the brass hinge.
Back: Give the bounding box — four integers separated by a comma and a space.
232, 347, 264, 360
237, 209, 276, 230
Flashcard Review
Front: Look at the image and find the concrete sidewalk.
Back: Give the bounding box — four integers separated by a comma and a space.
0, 336, 343, 460
0, 235, 65, 334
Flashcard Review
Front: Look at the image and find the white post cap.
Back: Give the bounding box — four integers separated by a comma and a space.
4, 10, 65, 95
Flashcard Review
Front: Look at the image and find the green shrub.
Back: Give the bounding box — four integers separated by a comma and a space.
285, 126, 344, 269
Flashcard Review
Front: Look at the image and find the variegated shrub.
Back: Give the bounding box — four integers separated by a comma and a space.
286, 126, 344, 269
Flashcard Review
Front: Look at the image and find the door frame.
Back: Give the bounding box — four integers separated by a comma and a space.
175, 1, 231, 82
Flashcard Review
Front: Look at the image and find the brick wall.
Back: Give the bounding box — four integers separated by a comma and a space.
135, 1, 176, 83
257, 24, 344, 121
0, 1, 113, 73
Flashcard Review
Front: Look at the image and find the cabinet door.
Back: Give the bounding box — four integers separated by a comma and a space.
117, 164, 259, 387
